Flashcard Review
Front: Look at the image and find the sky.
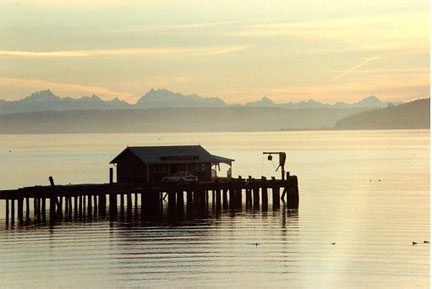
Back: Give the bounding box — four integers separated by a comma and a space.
0, 0, 429, 104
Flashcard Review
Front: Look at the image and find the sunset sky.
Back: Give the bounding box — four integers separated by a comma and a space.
0, 0, 429, 104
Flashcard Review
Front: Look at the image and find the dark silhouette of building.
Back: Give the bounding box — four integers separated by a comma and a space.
110, 145, 234, 184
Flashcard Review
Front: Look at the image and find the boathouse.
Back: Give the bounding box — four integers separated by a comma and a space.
110, 145, 234, 184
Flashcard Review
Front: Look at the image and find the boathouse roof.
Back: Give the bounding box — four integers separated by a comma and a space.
110, 145, 234, 165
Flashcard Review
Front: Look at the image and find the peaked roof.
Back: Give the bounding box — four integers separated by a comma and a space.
110, 145, 234, 165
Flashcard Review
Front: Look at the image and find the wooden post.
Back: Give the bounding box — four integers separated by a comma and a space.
140, 192, 145, 215
93, 195, 98, 217
120, 194, 124, 217
246, 189, 252, 208
18, 197, 23, 224
187, 191, 193, 208
25, 198, 30, 222
168, 191, 176, 213
11, 199, 15, 225
253, 186, 260, 209
228, 188, 234, 209
177, 191, 184, 207
287, 176, 299, 209
34, 198, 38, 219
56, 196, 62, 219
281, 172, 290, 200
88, 195, 92, 218
271, 177, 280, 209
50, 197, 56, 221
215, 189, 221, 211
73, 196, 77, 219
134, 193, 138, 218
49, 176, 55, 186
79, 195, 83, 219
261, 176, 268, 211
127, 193, 132, 217
65, 196, 69, 216
99, 194, 106, 216
42, 198, 46, 222
36, 198, 41, 222
109, 193, 117, 219
177, 191, 184, 215
6, 199, 9, 225
222, 189, 228, 209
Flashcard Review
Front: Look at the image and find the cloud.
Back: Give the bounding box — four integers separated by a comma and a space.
0, 46, 248, 58
231, 12, 428, 54
0, 77, 133, 100
117, 20, 240, 33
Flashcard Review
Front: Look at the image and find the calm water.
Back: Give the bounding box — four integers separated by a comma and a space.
0, 130, 429, 288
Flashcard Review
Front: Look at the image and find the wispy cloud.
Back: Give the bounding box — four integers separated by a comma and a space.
331, 55, 380, 81
231, 12, 428, 54
0, 46, 248, 58
0, 77, 133, 100
116, 20, 240, 33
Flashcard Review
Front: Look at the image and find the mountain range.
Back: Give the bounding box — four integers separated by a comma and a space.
0, 89, 400, 115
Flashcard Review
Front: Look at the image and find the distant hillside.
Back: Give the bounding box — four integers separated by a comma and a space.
333, 99, 430, 130
0, 107, 372, 134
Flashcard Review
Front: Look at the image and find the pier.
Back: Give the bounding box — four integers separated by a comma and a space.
0, 174, 299, 226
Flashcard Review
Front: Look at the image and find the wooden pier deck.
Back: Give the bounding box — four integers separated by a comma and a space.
0, 174, 299, 226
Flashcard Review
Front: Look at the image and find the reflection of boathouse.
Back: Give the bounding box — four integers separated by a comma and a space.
110, 145, 234, 184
